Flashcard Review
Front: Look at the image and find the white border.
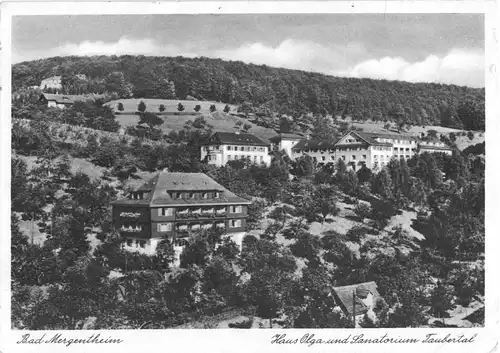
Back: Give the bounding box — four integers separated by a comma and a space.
1, 2, 499, 353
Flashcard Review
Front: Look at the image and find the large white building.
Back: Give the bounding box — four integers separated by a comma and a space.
288, 130, 453, 172
201, 132, 271, 167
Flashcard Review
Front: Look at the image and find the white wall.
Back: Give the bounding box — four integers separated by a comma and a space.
201, 144, 271, 166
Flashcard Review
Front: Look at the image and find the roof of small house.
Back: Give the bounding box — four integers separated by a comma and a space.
203, 132, 269, 146
333, 281, 381, 316
40, 93, 84, 105
269, 133, 304, 142
292, 138, 338, 151
111, 172, 251, 207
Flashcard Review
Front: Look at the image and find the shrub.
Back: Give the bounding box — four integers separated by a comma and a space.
137, 100, 146, 112
346, 225, 370, 243
354, 202, 372, 219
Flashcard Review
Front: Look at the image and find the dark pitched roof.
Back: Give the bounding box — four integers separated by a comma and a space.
40, 93, 84, 104
204, 132, 268, 146
356, 131, 418, 143
333, 281, 381, 316
111, 172, 251, 207
292, 138, 338, 151
269, 133, 304, 142
418, 144, 453, 151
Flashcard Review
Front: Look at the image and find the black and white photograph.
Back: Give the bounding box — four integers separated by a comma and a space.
0, 2, 498, 351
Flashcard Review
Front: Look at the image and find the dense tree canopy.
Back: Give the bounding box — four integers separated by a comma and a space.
13, 55, 485, 129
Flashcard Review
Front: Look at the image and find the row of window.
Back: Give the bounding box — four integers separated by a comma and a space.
169, 191, 221, 200
157, 205, 242, 216
226, 146, 266, 152
339, 155, 367, 161
227, 155, 264, 162
157, 219, 242, 232
129, 192, 146, 200
393, 147, 414, 152
375, 138, 415, 144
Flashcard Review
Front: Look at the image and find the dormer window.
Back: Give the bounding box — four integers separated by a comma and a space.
202, 192, 208, 199
130, 192, 144, 200
214, 192, 220, 198
170, 192, 182, 200
189, 192, 196, 199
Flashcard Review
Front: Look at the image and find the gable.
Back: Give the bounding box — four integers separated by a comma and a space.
337, 132, 368, 145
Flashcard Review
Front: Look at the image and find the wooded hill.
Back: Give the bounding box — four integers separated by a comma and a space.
13, 55, 485, 131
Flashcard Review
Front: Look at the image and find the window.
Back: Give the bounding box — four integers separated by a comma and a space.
341, 155, 346, 160
363, 155, 367, 160
260, 156, 264, 162
139, 240, 146, 248
126, 239, 133, 246
227, 155, 232, 160
254, 156, 257, 161
352, 155, 356, 160
227, 146, 232, 151
322, 156, 326, 161
189, 192, 196, 199
157, 223, 172, 232
158, 207, 173, 216
214, 192, 220, 198
230, 219, 242, 228
202, 192, 208, 199
230, 205, 242, 213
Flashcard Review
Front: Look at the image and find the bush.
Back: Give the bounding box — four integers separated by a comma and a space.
354, 202, 371, 219
346, 225, 370, 242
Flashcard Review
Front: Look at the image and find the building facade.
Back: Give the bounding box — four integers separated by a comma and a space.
111, 172, 251, 262
290, 130, 453, 171
201, 132, 271, 167
39, 93, 83, 108
332, 281, 381, 328
269, 133, 304, 157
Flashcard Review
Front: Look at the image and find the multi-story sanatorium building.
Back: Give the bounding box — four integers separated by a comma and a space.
111, 172, 251, 259
200, 132, 271, 167
272, 130, 453, 172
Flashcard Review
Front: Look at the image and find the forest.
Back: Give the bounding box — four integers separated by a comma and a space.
12, 55, 485, 131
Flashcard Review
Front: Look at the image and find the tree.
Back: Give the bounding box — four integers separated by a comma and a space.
177, 102, 185, 112
223, 105, 230, 113
194, 104, 201, 112
158, 104, 166, 112
138, 112, 164, 130
240, 239, 297, 328
117, 102, 124, 111
137, 100, 147, 113
209, 104, 216, 113
430, 281, 453, 319
104, 71, 133, 98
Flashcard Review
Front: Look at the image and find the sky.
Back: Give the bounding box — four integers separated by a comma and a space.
12, 14, 485, 87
